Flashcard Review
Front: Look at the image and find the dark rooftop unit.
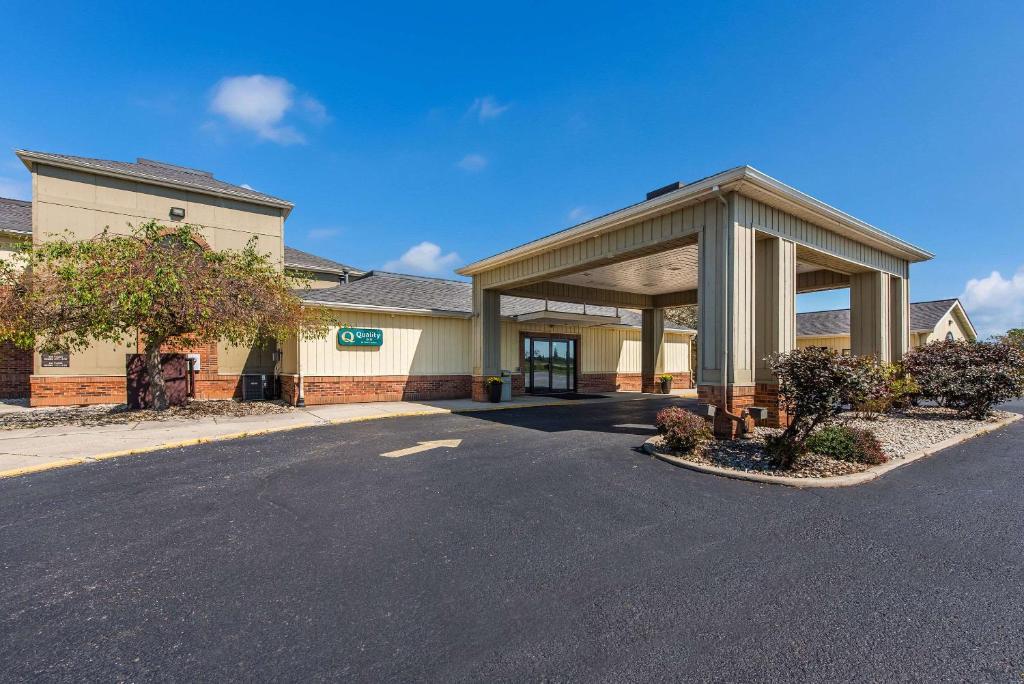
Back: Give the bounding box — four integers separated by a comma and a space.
645, 181, 685, 201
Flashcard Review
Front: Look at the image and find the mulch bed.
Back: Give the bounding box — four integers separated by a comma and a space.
0, 400, 294, 431
656, 406, 1016, 479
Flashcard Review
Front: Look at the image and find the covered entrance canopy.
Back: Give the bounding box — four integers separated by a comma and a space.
457, 166, 933, 436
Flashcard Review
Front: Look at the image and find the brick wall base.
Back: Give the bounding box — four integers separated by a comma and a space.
578, 373, 642, 392
754, 382, 790, 428
0, 342, 32, 399
301, 375, 472, 406
30, 376, 129, 407
698, 384, 756, 439
28, 374, 250, 407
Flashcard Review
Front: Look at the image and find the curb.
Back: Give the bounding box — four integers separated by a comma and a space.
643, 412, 1022, 488
0, 393, 665, 480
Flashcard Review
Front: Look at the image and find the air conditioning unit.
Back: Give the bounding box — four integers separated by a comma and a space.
242, 374, 269, 401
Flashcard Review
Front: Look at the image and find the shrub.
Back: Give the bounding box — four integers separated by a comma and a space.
903, 340, 1024, 418
806, 425, 888, 465
852, 360, 919, 415
658, 373, 673, 382
655, 407, 712, 454
765, 348, 875, 469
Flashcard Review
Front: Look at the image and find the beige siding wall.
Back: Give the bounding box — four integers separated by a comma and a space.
297, 308, 691, 377
32, 164, 285, 265
737, 194, 909, 278
796, 336, 850, 354
31, 163, 287, 377
921, 309, 973, 344
300, 311, 473, 377
36, 337, 136, 376
217, 341, 278, 375
290, 270, 343, 289
663, 333, 691, 372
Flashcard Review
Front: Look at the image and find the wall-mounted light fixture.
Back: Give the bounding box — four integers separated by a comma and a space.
169, 207, 186, 220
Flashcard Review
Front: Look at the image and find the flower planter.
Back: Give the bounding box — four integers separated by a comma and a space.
487, 381, 503, 403
659, 379, 672, 394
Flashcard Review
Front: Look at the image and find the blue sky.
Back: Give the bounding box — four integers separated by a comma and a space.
1, 1, 1022, 335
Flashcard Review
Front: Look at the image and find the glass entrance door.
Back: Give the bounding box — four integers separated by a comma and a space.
524, 335, 577, 393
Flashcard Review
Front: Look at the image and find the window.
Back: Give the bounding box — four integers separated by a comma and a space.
945, 331, 954, 341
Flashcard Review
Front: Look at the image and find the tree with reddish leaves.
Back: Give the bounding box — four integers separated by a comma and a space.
0, 221, 329, 410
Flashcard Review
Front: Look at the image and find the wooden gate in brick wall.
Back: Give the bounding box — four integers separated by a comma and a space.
126, 354, 193, 409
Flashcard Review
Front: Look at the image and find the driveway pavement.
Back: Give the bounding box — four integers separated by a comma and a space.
2, 397, 1023, 681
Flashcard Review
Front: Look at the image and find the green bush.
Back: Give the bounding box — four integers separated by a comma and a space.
655, 407, 712, 454
903, 340, 1024, 418
806, 425, 888, 465
765, 348, 876, 469
852, 360, 919, 415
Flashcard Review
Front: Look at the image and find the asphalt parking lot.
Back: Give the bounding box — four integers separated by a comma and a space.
2, 396, 1024, 682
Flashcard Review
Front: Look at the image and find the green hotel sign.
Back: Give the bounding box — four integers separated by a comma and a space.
338, 327, 384, 347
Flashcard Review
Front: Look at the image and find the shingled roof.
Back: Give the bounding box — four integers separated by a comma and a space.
297, 271, 693, 331
797, 299, 963, 337
17, 150, 292, 210
0, 197, 31, 235
285, 246, 364, 276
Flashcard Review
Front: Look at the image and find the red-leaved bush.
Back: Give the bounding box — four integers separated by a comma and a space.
655, 407, 712, 454
903, 340, 1024, 418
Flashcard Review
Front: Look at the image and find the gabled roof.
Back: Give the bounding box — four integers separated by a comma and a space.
16, 150, 292, 213
0, 197, 32, 235
797, 299, 973, 338
459, 165, 933, 276
284, 246, 364, 276
296, 271, 693, 332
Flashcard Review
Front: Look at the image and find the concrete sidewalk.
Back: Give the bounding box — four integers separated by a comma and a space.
0, 390, 696, 478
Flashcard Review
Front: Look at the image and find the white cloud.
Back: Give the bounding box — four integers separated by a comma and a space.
240, 183, 254, 190
457, 153, 488, 172
467, 95, 509, 122
307, 227, 342, 240
960, 265, 1024, 338
568, 206, 589, 222
0, 176, 30, 200
209, 75, 327, 145
383, 242, 461, 275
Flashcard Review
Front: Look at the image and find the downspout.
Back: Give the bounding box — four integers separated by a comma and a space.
711, 185, 748, 433
296, 306, 306, 408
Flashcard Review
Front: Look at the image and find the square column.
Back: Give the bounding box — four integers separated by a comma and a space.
889, 275, 909, 361
640, 308, 665, 393
753, 236, 797, 427
471, 276, 501, 401
697, 191, 757, 438
850, 271, 891, 361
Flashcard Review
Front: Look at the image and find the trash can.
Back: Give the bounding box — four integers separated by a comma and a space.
500, 371, 513, 402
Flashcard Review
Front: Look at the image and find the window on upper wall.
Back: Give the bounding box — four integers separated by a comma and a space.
946, 331, 955, 341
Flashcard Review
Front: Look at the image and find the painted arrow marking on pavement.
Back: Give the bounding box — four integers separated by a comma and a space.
381, 439, 463, 458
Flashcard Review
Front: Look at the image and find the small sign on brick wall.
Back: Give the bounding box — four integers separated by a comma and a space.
41, 350, 70, 368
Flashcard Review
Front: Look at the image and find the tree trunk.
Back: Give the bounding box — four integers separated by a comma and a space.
144, 340, 169, 411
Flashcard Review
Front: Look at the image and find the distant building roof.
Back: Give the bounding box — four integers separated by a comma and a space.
297, 271, 693, 332
16, 150, 292, 211
797, 299, 966, 337
0, 197, 31, 235
284, 246, 364, 276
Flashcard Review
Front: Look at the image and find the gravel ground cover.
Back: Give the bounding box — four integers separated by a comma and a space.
0, 400, 293, 431
660, 406, 1017, 479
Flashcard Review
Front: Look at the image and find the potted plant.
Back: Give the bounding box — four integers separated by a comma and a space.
486, 376, 503, 403
658, 373, 673, 394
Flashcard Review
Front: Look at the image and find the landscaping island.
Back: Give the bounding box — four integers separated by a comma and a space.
647, 340, 1024, 485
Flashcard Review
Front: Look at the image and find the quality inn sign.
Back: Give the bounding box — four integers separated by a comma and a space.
338, 326, 384, 347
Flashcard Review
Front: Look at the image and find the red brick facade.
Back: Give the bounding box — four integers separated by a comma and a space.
0, 342, 32, 399
29, 375, 128, 407
295, 374, 473, 406
698, 384, 756, 439
578, 371, 691, 394
754, 382, 790, 428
